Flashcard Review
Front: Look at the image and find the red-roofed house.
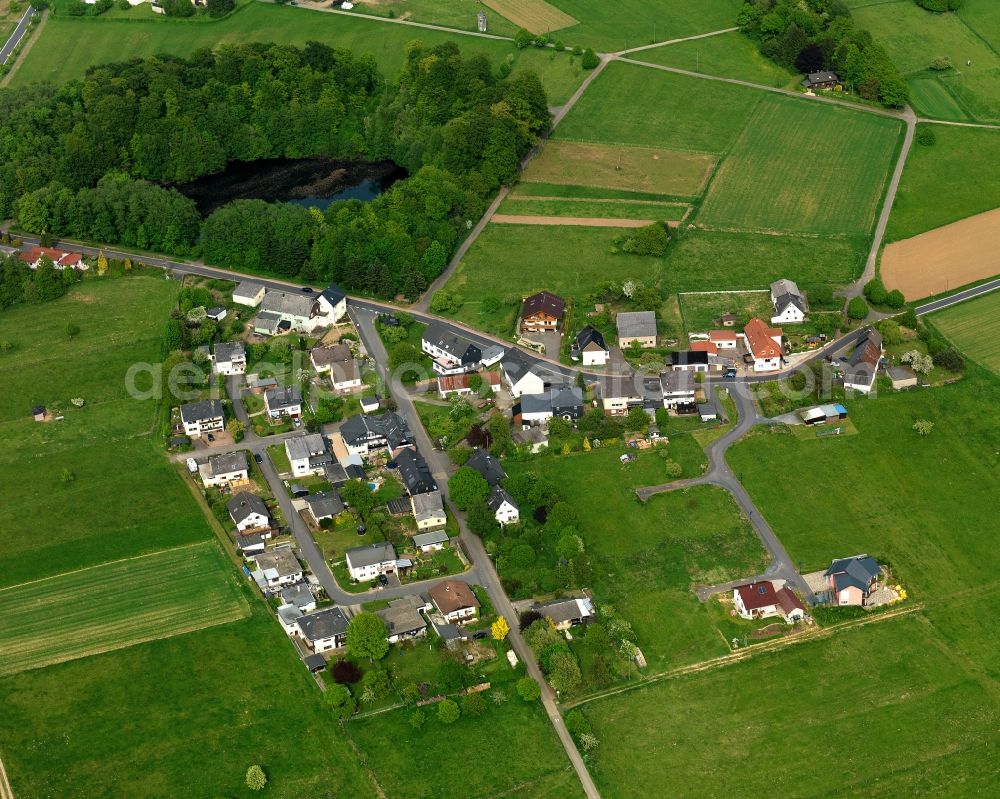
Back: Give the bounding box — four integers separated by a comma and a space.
690, 340, 718, 355
741, 318, 783, 372
19, 246, 87, 271
708, 329, 738, 350
437, 371, 501, 398
733, 581, 805, 624
520, 291, 566, 334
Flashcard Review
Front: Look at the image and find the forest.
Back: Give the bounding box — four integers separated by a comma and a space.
737, 0, 908, 106
0, 41, 550, 299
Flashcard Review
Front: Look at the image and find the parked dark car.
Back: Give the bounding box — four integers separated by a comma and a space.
206, 433, 215, 442
378, 574, 389, 587
254, 453, 263, 464
301, 286, 313, 293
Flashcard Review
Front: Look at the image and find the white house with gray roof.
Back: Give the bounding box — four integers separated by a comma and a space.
212, 342, 246, 376
488, 486, 519, 526
264, 385, 302, 419
251, 547, 303, 590
228, 491, 271, 533
345, 542, 397, 582
199, 451, 249, 488
413, 529, 449, 552
233, 281, 265, 307
770, 279, 806, 324
179, 399, 224, 437
285, 433, 331, 477
295, 606, 351, 652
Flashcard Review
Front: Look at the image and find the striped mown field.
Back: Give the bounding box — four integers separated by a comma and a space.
0, 542, 249, 676
930, 290, 1000, 376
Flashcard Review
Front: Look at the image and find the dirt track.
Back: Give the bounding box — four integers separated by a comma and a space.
882, 207, 1000, 299
491, 214, 653, 228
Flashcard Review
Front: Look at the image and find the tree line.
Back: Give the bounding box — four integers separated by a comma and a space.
737, 0, 908, 107
1, 40, 550, 299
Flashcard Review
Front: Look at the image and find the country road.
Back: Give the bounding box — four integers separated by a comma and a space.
0, 5, 33, 65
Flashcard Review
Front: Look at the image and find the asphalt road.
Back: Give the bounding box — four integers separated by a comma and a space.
0, 5, 33, 65
915, 276, 1000, 315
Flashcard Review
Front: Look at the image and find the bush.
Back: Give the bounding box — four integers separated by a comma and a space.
581, 48, 600, 69
863, 278, 887, 305
885, 289, 906, 309
516, 677, 541, 701
437, 698, 461, 724
409, 709, 425, 729
916, 0, 962, 11
805, 284, 835, 309
246, 765, 267, 792
65, 323, 80, 338
917, 127, 936, 146
912, 419, 934, 435
932, 347, 965, 372
514, 28, 533, 48
847, 297, 869, 320
929, 56, 953, 71
323, 683, 356, 719
461, 691, 486, 717
330, 659, 362, 684
613, 223, 669, 256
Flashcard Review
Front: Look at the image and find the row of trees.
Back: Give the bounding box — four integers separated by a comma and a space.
0, 253, 80, 310
4, 41, 550, 300
738, 0, 908, 106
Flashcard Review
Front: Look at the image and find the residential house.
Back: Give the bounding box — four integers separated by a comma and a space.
296, 606, 351, 652
212, 342, 247, 377
843, 328, 883, 395
824, 555, 880, 606
689, 340, 717, 355
258, 290, 325, 333
378, 595, 431, 643
252, 547, 303, 590
314, 283, 347, 324
413, 529, 449, 552
179, 399, 224, 437
345, 542, 397, 582
340, 412, 415, 456
310, 343, 352, 374
411, 491, 447, 531
466, 448, 506, 487
888, 365, 917, 390
303, 491, 345, 525
551, 384, 584, 420
596, 375, 661, 416
429, 580, 480, 623
396, 448, 438, 496
277, 603, 304, 635
285, 433, 332, 477
437, 370, 501, 398
617, 311, 657, 349
533, 597, 595, 631
708, 329, 738, 350
234, 532, 266, 555
253, 312, 284, 336
280, 581, 317, 613
198, 451, 249, 488
228, 491, 272, 533
19, 246, 86, 271
742, 318, 784, 372
659, 370, 696, 409
571, 326, 609, 366
770, 279, 807, 324
233, 281, 265, 307
515, 392, 553, 428
732, 581, 805, 624
488, 486, 520, 526
501, 350, 547, 398
206, 307, 227, 322
520, 291, 566, 334
264, 385, 302, 419
421, 321, 483, 375
802, 70, 840, 90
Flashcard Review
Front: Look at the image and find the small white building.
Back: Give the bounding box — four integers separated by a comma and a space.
233, 281, 265, 307
199, 451, 249, 488
345, 542, 397, 582
708, 329, 738, 350
488, 486, 519, 526
179, 399, 224, 437
212, 342, 246, 376
501, 352, 546, 398
770, 279, 806, 325
413, 529, 449, 553
571, 326, 610, 366
315, 284, 348, 325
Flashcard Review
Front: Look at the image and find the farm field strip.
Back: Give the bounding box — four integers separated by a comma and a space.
0, 542, 249, 676
481, 0, 578, 34
698, 94, 901, 235
491, 214, 653, 227
930, 290, 1000, 375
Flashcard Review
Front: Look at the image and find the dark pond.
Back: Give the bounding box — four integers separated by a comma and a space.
175, 157, 407, 216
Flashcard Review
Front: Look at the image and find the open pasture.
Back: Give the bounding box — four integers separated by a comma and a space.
0, 543, 248, 676
930, 289, 1000, 375
481, 0, 578, 34
500, 195, 690, 222
881, 206, 1000, 300
522, 139, 715, 197
698, 95, 901, 236
555, 61, 762, 154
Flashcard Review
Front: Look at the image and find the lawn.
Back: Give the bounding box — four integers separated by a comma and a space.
506, 447, 770, 671
0, 277, 217, 587
500, 196, 690, 221
555, 61, 763, 154
8, 3, 585, 104
632, 29, 797, 88
0, 542, 248, 676
348, 697, 586, 799
698, 95, 902, 236
929, 290, 1000, 376
521, 139, 716, 197
0, 600, 375, 798
885, 124, 1000, 241
355, 0, 520, 37
678, 290, 771, 333
577, 612, 999, 798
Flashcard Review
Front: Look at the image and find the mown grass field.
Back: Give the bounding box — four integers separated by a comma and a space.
854, 0, 1000, 122
482, 0, 578, 34
8, 4, 586, 104
698, 95, 901, 235
354, 0, 520, 36
930, 290, 1000, 375
0, 543, 248, 676
0, 277, 216, 587
678, 290, 771, 333
507, 448, 770, 671
500, 196, 689, 221
0, 601, 376, 798
555, 61, 762, 153
886, 124, 1000, 241
522, 139, 716, 197
349, 698, 587, 799
633, 30, 796, 88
